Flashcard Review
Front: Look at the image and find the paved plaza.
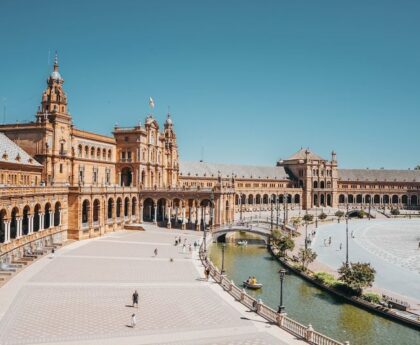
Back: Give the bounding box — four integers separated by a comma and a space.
311, 219, 420, 303
0, 225, 304, 345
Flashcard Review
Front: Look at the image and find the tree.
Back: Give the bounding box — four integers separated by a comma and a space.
390, 208, 400, 216
318, 212, 327, 220
338, 262, 376, 295
302, 214, 313, 223
335, 210, 344, 223
292, 217, 301, 229
298, 248, 317, 271
414, 165, 420, 170
276, 236, 295, 257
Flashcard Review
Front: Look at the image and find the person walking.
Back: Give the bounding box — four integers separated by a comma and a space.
204, 267, 210, 281
51, 248, 55, 259
132, 290, 139, 308
131, 313, 136, 328
154, 248, 158, 256
339, 243, 342, 250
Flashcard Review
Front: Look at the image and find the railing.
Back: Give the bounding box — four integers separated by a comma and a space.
199, 243, 347, 345
72, 186, 138, 194
0, 186, 69, 197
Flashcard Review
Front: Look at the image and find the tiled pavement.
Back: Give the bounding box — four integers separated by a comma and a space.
0, 224, 304, 345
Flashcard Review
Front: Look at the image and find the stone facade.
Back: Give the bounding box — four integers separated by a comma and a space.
0, 56, 419, 261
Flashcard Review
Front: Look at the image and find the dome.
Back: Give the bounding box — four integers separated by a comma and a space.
145, 115, 155, 124
50, 70, 62, 81
165, 114, 173, 126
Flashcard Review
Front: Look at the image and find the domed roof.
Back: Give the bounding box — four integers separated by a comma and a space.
165, 113, 173, 126
145, 115, 155, 124
50, 70, 62, 81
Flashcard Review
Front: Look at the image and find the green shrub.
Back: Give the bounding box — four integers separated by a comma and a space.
314, 272, 337, 287
390, 208, 400, 216
331, 281, 358, 296
361, 292, 381, 304
357, 210, 365, 218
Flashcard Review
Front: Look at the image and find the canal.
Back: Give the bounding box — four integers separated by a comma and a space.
209, 242, 420, 345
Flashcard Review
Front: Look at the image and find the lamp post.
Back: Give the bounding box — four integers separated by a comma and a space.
240, 193, 243, 221
276, 195, 279, 228
278, 268, 286, 313
270, 195, 274, 231
202, 204, 207, 253
304, 210, 308, 250
221, 243, 226, 275
368, 199, 371, 220
346, 202, 349, 267
315, 207, 318, 228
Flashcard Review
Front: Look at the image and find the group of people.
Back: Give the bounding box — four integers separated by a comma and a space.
246, 276, 258, 285
130, 290, 139, 328
174, 236, 198, 254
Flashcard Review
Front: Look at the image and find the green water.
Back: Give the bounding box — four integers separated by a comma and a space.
209, 243, 420, 345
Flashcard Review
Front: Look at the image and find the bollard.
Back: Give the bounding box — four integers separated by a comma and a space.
277, 312, 287, 327
256, 299, 263, 313
306, 324, 314, 342
240, 288, 245, 301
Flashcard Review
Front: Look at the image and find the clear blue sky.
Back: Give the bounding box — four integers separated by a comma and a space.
1, 0, 419, 169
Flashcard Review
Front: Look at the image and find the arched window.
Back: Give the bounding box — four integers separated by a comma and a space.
108, 199, 114, 219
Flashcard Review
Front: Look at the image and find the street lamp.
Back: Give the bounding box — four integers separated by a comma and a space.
221, 243, 226, 275
276, 195, 279, 228
345, 202, 349, 267
202, 204, 207, 252
315, 207, 318, 228
278, 268, 286, 313
270, 195, 274, 231
240, 193, 243, 221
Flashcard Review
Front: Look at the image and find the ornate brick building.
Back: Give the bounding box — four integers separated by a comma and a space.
0, 56, 419, 262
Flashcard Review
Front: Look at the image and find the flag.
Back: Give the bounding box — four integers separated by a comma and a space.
149, 97, 155, 109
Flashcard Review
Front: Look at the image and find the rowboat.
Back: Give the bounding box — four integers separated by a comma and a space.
243, 281, 263, 289
237, 240, 248, 246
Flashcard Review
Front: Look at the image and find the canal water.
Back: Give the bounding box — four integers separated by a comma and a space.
209, 242, 420, 345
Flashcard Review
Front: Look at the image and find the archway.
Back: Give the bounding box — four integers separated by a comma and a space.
411, 195, 418, 206
132, 197, 137, 216
313, 181, 318, 188
248, 194, 254, 205
124, 197, 130, 217
143, 198, 155, 222
401, 195, 408, 205
383, 195, 390, 204
392, 195, 399, 204
294, 194, 300, 204
320, 181, 325, 189
365, 195, 371, 204
374, 195, 380, 204
339, 194, 345, 204
320, 194, 325, 206
356, 195, 362, 204
93, 199, 100, 222
10, 208, 18, 239
348, 195, 354, 204
0, 209, 6, 243
157, 198, 167, 222
54, 202, 61, 226
121, 167, 132, 186
263, 194, 269, 204
313, 194, 318, 206
44, 203, 51, 229
23, 205, 30, 235
82, 200, 89, 225
107, 198, 114, 219
34, 204, 41, 232
327, 194, 331, 206
116, 198, 122, 218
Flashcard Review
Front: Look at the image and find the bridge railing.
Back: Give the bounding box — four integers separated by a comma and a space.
199, 243, 347, 345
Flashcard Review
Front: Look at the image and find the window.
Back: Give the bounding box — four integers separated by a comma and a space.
105, 168, 111, 185
79, 167, 84, 184
93, 167, 98, 184
59, 164, 63, 173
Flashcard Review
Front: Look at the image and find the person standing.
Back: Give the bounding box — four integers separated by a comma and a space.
154, 248, 158, 256
131, 313, 136, 328
132, 290, 139, 308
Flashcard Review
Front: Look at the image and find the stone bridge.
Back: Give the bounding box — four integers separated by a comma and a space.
211, 221, 273, 242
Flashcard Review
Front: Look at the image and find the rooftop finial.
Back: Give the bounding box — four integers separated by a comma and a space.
54, 51, 59, 69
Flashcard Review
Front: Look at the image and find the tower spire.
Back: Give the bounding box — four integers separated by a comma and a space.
53, 51, 59, 70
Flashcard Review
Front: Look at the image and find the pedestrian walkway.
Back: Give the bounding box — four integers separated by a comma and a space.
0, 224, 305, 345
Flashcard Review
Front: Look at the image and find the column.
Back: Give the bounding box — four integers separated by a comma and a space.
28, 215, 34, 234
3, 220, 11, 243
139, 203, 143, 223
39, 213, 44, 230
167, 206, 172, 228
181, 207, 186, 230
49, 211, 53, 228
196, 206, 201, 231
58, 210, 62, 226
16, 217, 22, 238
153, 204, 157, 224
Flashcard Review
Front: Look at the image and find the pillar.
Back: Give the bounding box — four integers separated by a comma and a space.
49, 211, 53, 228
196, 206, 201, 231
16, 217, 22, 238
153, 204, 157, 224
58, 210, 62, 226
28, 215, 34, 234
139, 203, 143, 223
167, 206, 172, 228
3, 220, 11, 243
39, 213, 44, 230
181, 207, 186, 230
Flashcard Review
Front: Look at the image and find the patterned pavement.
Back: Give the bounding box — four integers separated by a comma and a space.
0, 224, 302, 345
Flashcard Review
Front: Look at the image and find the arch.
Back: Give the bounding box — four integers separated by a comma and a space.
93, 199, 100, 222
241, 194, 246, 205
278, 194, 284, 204
90, 147, 95, 158
339, 194, 345, 204
320, 181, 325, 189
77, 144, 83, 157
383, 195, 390, 204
411, 195, 418, 206
54, 202, 61, 226
143, 198, 155, 222
107, 198, 114, 219
116, 198, 122, 218
392, 195, 399, 204
320, 194, 325, 206
263, 194, 269, 204
132, 197, 137, 216
356, 194, 362, 204
287, 194, 292, 203
248, 194, 254, 205
313, 181, 318, 188
294, 194, 300, 204
121, 167, 132, 186
327, 194, 331, 206
96, 147, 101, 159
141, 170, 146, 186
365, 195, 372, 204
44, 203, 51, 229
157, 198, 167, 222
108, 149, 112, 160
0, 209, 7, 243
314, 194, 318, 206
270, 194, 276, 204
34, 204, 41, 232
102, 148, 107, 160
124, 197, 130, 217
255, 194, 261, 204
348, 195, 354, 204
84, 145, 89, 158
374, 195, 380, 204
401, 195, 408, 204
23, 205, 30, 235
235, 194, 239, 206
10, 207, 19, 239
82, 200, 90, 225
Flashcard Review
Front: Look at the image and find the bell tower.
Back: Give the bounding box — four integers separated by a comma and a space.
164, 113, 179, 187
36, 52, 71, 125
